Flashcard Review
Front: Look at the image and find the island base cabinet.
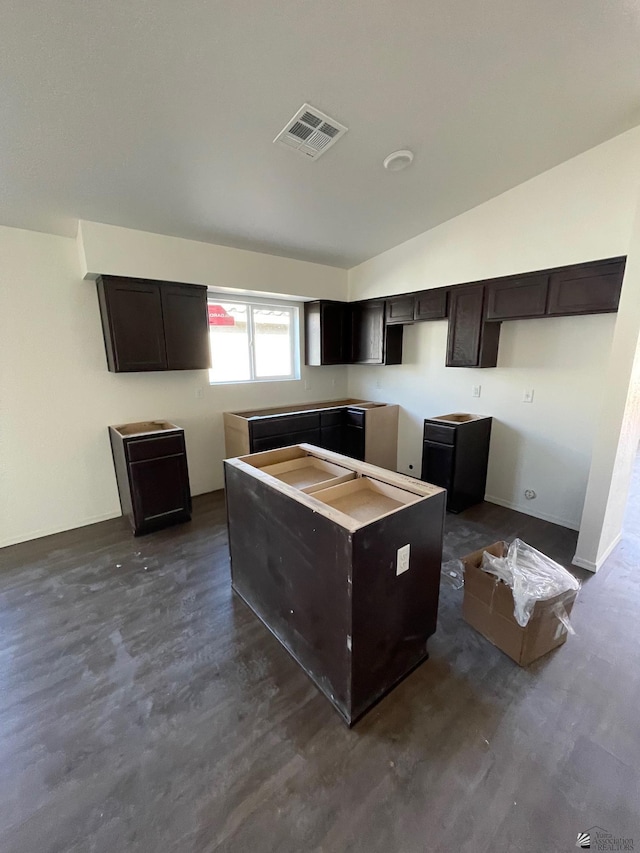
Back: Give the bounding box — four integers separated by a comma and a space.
224, 445, 446, 725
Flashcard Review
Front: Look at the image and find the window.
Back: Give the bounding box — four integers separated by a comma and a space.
208, 295, 300, 384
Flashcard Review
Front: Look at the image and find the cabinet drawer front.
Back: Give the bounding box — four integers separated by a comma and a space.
486, 275, 548, 320
345, 409, 365, 427
320, 409, 344, 427
250, 412, 320, 440
424, 423, 456, 445
251, 429, 320, 453
126, 433, 185, 462
386, 295, 415, 324
414, 289, 448, 321
548, 260, 625, 315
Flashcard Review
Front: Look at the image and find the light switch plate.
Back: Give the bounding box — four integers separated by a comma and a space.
523, 389, 534, 403
396, 543, 410, 575
472, 385, 481, 398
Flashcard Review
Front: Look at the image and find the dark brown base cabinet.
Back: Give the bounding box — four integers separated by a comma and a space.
421, 414, 492, 513
225, 444, 446, 725
223, 400, 400, 471
109, 421, 192, 536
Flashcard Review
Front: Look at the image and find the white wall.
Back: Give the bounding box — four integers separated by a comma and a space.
348, 126, 640, 536
78, 220, 346, 300
0, 225, 348, 549
574, 195, 640, 568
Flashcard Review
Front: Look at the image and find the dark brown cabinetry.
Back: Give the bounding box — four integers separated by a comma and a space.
547, 259, 625, 316
385, 288, 449, 324
486, 275, 549, 320
446, 285, 501, 368
414, 288, 449, 321
351, 300, 403, 365
225, 444, 446, 724
421, 414, 492, 512
109, 422, 192, 535
304, 256, 625, 371
304, 301, 351, 365
97, 276, 210, 373
304, 299, 402, 365
247, 407, 368, 460
161, 283, 211, 369
386, 295, 415, 324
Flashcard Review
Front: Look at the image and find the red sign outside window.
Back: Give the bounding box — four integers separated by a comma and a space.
208, 304, 235, 326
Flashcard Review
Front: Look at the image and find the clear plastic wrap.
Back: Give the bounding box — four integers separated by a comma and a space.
441, 559, 465, 589
481, 538, 580, 628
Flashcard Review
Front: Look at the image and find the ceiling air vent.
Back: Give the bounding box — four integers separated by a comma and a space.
274, 103, 348, 160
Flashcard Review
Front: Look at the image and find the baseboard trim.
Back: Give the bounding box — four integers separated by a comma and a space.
0, 510, 122, 550
483, 495, 579, 531
573, 532, 623, 573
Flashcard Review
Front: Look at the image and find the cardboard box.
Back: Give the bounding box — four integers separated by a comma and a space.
461, 541, 578, 666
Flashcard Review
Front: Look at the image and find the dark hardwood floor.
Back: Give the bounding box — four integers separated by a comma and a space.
0, 468, 638, 852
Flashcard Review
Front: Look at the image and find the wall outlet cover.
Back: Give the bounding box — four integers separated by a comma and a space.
396, 543, 410, 575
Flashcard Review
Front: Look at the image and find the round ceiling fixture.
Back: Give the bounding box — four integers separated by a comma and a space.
383, 149, 414, 172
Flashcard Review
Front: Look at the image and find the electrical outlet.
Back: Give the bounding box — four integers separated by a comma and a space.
375, 378, 382, 390
304, 379, 311, 391
472, 385, 481, 398
195, 387, 204, 399
396, 544, 410, 576
523, 389, 534, 403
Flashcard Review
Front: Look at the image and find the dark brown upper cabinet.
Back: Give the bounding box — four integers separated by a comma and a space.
351, 300, 403, 365
485, 275, 549, 320
97, 276, 210, 373
386, 295, 415, 324
547, 258, 625, 316
414, 288, 449, 321
304, 300, 351, 365
446, 285, 500, 368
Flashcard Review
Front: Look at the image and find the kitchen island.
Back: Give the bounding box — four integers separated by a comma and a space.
224, 443, 445, 724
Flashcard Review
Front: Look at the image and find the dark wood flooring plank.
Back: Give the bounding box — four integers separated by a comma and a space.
0, 465, 638, 852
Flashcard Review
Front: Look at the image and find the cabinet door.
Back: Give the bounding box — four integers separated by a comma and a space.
446, 286, 484, 367
351, 301, 385, 364
414, 289, 448, 321
547, 259, 625, 316
130, 455, 191, 533
486, 275, 548, 320
160, 284, 210, 370
343, 425, 365, 460
421, 441, 455, 490
319, 425, 343, 453
386, 295, 415, 325
446, 285, 500, 368
98, 277, 167, 372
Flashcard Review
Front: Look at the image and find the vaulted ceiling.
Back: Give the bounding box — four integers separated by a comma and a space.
2, 0, 640, 267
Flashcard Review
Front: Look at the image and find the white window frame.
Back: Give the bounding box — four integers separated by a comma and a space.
207, 293, 301, 385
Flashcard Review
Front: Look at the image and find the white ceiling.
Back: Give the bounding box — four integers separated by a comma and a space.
2, 0, 640, 268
